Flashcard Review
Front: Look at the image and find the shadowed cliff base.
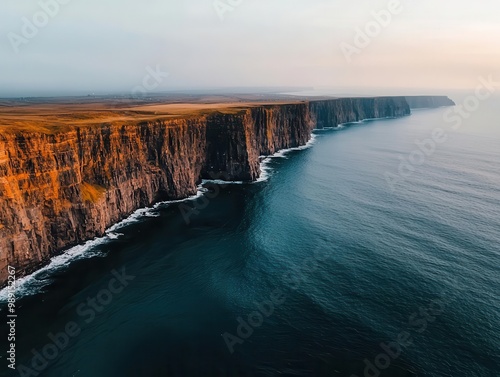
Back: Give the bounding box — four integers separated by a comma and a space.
0, 95, 454, 285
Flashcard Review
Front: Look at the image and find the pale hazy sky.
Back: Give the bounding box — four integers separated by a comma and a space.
1, 0, 499, 96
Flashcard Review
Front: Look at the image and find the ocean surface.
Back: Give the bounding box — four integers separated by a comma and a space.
1, 94, 499, 377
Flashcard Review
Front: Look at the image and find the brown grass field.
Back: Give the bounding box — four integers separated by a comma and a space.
0, 94, 325, 134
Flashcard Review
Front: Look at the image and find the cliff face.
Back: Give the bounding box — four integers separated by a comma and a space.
203, 104, 314, 181
309, 97, 411, 129
0, 120, 207, 283
0, 97, 411, 284
405, 96, 456, 109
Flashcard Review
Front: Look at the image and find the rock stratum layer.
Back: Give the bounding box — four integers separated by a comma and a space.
0, 96, 451, 285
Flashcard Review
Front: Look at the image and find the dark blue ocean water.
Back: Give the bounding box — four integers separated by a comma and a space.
1, 95, 499, 377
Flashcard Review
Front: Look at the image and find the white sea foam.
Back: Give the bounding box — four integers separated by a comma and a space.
2, 133, 320, 301
314, 115, 398, 132
0, 115, 399, 302
106, 232, 124, 240
202, 135, 317, 186
156, 186, 207, 208
315, 124, 345, 132
256, 133, 317, 183
202, 179, 244, 185
0, 186, 208, 302
0, 129, 337, 301
255, 116, 394, 182
0, 238, 106, 302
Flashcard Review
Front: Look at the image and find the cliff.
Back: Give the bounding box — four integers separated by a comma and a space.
405, 95, 455, 109
309, 97, 410, 129
0, 120, 207, 284
0, 97, 411, 285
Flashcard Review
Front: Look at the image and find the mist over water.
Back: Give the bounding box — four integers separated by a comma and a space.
1, 94, 499, 377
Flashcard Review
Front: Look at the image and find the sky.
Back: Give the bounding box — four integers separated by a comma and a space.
1, 0, 499, 97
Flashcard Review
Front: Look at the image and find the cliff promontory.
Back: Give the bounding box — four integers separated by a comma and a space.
405, 95, 456, 109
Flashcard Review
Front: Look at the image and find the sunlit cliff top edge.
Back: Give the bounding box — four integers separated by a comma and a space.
0, 94, 454, 134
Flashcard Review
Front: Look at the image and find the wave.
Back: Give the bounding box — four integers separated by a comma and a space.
0, 187, 207, 303
256, 133, 317, 183
202, 179, 244, 185
339, 115, 398, 127
315, 125, 345, 132
314, 115, 399, 133
254, 115, 396, 182
0, 133, 320, 302
0, 239, 106, 302
200, 134, 318, 185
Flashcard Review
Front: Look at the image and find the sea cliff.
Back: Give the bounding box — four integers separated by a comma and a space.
0, 96, 445, 285
405, 95, 456, 109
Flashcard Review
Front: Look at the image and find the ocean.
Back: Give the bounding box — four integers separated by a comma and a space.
1, 93, 499, 377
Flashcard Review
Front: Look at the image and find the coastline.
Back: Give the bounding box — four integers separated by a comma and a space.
0, 96, 452, 286
0, 111, 406, 299
0, 131, 319, 300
